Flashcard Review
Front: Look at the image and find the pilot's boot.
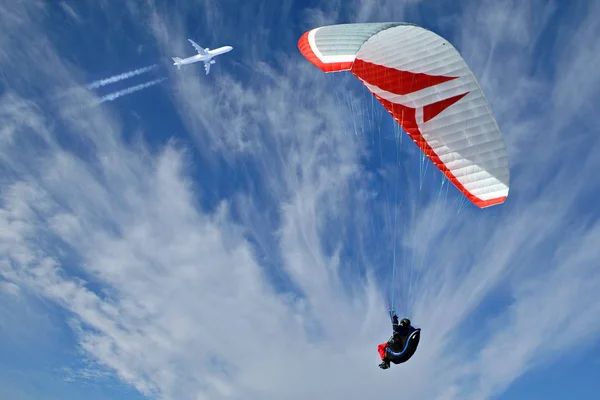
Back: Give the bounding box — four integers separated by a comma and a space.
378, 359, 390, 369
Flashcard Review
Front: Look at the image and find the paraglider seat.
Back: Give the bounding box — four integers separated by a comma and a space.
386, 328, 421, 364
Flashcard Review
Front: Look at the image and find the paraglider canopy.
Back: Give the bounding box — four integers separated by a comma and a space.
298, 22, 510, 208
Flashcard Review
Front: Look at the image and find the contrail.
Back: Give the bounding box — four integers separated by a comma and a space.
87, 64, 158, 89
98, 77, 167, 103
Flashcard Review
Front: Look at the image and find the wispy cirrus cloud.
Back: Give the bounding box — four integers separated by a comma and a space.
1, 1, 599, 400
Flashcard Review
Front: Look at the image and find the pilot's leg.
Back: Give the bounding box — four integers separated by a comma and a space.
378, 343, 391, 369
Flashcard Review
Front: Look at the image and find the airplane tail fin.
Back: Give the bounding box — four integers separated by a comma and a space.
172, 57, 182, 70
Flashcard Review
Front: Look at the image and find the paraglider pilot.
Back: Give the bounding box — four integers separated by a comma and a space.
378, 315, 421, 369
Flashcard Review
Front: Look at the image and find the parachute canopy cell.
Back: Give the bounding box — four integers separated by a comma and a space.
298, 23, 510, 208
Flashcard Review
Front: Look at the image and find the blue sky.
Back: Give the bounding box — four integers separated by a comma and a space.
1, 0, 600, 399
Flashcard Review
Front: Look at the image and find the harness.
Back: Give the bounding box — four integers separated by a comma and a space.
385, 328, 421, 364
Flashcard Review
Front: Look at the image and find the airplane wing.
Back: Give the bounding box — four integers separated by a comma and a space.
188, 39, 208, 55
204, 61, 211, 75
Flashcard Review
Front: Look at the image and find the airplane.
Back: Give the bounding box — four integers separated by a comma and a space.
172, 39, 233, 75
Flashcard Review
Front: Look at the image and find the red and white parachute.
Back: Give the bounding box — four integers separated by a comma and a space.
298, 23, 509, 208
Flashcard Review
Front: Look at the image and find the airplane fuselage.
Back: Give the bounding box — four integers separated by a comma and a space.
173, 40, 232, 74
177, 46, 233, 66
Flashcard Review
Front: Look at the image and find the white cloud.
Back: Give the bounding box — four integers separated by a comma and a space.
1, 1, 600, 400
0, 280, 20, 296
59, 1, 82, 24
